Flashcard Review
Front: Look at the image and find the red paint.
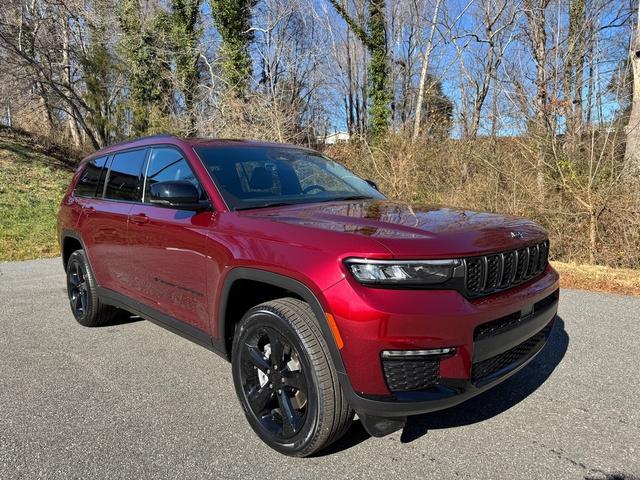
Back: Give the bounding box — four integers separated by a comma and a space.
59, 136, 560, 397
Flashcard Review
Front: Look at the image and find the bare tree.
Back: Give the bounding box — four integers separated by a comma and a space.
451, 0, 517, 139
523, 0, 551, 192
412, 0, 442, 139
625, 0, 640, 178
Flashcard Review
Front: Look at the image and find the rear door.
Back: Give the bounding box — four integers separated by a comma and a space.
77, 148, 147, 296
127, 146, 213, 333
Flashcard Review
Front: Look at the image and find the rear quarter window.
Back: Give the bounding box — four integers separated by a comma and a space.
74, 156, 108, 197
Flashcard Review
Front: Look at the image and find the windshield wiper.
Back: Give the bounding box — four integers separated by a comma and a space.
236, 202, 295, 211
329, 195, 374, 201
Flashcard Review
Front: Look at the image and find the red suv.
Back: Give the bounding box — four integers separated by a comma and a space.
58, 135, 559, 456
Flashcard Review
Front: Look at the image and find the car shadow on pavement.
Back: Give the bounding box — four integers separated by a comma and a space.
101, 310, 144, 327
320, 316, 569, 455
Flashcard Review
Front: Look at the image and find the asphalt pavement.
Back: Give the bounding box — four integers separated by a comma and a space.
0, 257, 638, 479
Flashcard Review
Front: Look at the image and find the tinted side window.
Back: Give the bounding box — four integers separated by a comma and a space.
104, 149, 147, 201
74, 156, 108, 197
143, 147, 204, 202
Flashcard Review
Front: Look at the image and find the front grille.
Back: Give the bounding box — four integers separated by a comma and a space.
464, 240, 549, 297
382, 358, 440, 392
474, 289, 559, 342
473, 311, 522, 341
471, 322, 553, 384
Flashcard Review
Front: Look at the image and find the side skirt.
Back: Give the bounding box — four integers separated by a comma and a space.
96, 286, 228, 360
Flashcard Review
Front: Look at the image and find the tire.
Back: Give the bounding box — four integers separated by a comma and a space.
231, 297, 354, 457
66, 249, 118, 327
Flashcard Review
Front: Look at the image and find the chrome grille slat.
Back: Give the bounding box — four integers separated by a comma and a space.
464, 240, 550, 297
497, 253, 505, 286
481, 256, 489, 290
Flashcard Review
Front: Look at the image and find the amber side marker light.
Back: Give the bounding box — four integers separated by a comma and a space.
325, 312, 344, 350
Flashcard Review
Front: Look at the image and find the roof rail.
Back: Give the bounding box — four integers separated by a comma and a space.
100, 133, 181, 151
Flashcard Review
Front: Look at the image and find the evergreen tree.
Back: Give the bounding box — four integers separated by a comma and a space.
171, 0, 203, 134
420, 75, 453, 140
81, 10, 122, 146
209, 0, 257, 96
82, 29, 111, 146
329, 0, 392, 138
119, 0, 174, 135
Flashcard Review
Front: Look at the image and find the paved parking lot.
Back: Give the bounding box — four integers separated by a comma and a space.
1, 258, 638, 479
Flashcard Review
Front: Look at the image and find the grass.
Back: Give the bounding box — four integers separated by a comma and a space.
0, 130, 74, 261
551, 261, 640, 297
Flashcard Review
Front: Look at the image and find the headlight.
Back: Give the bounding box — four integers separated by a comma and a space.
344, 258, 461, 285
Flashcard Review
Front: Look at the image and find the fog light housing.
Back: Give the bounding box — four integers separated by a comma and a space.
381, 347, 456, 359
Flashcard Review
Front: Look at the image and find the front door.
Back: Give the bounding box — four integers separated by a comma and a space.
127, 146, 213, 334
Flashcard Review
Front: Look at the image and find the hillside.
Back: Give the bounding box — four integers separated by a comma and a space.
0, 127, 75, 261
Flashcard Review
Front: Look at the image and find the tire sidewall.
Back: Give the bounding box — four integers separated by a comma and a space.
66, 250, 96, 325
231, 307, 322, 456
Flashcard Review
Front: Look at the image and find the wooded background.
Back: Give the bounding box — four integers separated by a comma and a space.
0, 0, 639, 268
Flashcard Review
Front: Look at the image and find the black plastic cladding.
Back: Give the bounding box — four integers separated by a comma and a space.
382, 358, 440, 392
471, 322, 553, 384
463, 240, 550, 297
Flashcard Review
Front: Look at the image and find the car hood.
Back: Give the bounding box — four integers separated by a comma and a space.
241, 200, 548, 258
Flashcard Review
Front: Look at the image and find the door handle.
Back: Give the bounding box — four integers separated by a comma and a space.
84, 206, 96, 215
131, 213, 149, 225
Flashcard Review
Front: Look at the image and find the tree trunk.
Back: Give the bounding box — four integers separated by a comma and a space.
469, 42, 495, 139
525, 0, 550, 193
588, 208, 597, 264
412, 0, 442, 140
61, 16, 82, 147
563, 0, 586, 151
346, 30, 355, 135
624, 2, 640, 178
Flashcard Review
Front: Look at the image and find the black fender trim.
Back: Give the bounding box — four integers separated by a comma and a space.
218, 268, 348, 379
60, 229, 87, 269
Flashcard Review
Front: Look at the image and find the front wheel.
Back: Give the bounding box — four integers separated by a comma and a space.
231, 298, 354, 457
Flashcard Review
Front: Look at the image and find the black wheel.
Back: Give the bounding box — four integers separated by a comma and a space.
231, 298, 354, 457
66, 249, 117, 327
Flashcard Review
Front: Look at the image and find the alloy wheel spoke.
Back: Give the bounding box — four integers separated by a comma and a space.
277, 389, 300, 435
79, 291, 87, 312
74, 263, 82, 282
71, 293, 80, 311
69, 273, 80, 287
246, 345, 271, 372
247, 384, 272, 413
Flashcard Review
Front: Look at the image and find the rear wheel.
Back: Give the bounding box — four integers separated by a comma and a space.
66, 249, 117, 327
231, 298, 354, 457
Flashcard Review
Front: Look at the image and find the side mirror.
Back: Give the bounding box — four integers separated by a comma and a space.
365, 179, 379, 191
148, 181, 209, 211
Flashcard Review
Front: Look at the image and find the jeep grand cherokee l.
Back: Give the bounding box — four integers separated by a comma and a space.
58, 135, 560, 456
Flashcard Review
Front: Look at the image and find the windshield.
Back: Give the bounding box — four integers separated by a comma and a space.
194, 146, 385, 210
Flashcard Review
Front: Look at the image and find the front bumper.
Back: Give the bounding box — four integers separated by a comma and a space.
323, 265, 560, 427
341, 314, 554, 418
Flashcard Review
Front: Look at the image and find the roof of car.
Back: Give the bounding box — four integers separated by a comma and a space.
83, 135, 314, 163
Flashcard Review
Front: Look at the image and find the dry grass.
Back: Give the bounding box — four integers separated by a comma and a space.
552, 261, 640, 296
